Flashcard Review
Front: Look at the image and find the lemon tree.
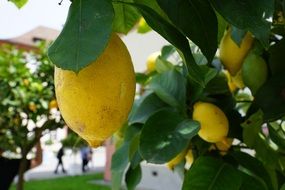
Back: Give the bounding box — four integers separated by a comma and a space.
0, 44, 65, 190
8, 0, 285, 189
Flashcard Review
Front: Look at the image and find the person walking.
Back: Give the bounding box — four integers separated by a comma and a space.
80, 146, 90, 172
54, 146, 66, 174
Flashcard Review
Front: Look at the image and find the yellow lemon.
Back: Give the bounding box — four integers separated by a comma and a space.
219, 29, 254, 76
54, 34, 136, 147
166, 149, 187, 170
223, 70, 238, 92
193, 102, 229, 143
23, 79, 29, 86
185, 149, 194, 165
146, 51, 160, 73
232, 69, 245, 89
28, 102, 37, 112
137, 17, 152, 34
49, 99, 58, 109
215, 138, 233, 153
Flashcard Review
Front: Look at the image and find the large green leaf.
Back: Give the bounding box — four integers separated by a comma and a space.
211, 0, 274, 48
156, 0, 218, 62
113, 0, 141, 34
149, 69, 186, 111
48, 0, 114, 72
111, 143, 130, 190
125, 164, 142, 190
129, 92, 169, 124
230, 151, 274, 190
134, 0, 168, 20
183, 157, 242, 190
121, 2, 204, 86
242, 110, 263, 147
139, 109, 200, 164
9, 0, 28, 8
240, 172, 268, 190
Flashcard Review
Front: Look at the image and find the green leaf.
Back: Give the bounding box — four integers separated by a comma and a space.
231, 27, 247, 47
155, 57, 174, 73
183, 156, 242, 190
125, 164, 142, 190
240, 172, 268, 190
111, 143, 130, 190
113, 0, 141, 34
217, 12, 227, 44
156, 0, 218, 62
129, 92, 169, 124
123, 2, 204, 86
269, 38, 285, 76
149, 70, 186, 111
48, 0, 114, 72
242, 110, 263, 147
134, 0, 168, 20
139, 109, 200, 164
211, 0, 274, 48
9, 0, 28, 8
254, 74, 285, 121
268, 122, 285, 150
230, 151, 274, 190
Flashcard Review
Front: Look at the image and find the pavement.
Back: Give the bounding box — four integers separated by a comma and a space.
22, 146, 182, 190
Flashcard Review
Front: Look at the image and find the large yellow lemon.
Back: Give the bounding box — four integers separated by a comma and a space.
219, 29, 254, 76
54, 34, 136, 147
193, 102, 229, 143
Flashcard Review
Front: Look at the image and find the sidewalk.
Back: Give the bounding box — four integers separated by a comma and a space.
25, 146, 106, 181
23, 146, 182, 190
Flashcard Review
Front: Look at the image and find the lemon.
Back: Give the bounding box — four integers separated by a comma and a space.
28, 102, 37, 112
242, 52, 268, 94
146, 52, 160, 73
54, 34, 136, 147
223, 70, 238, 92
167, 149, 187, 170
137, 17, 152, 34
232, 69, 245, 89
215, 138, 233, 156
49, 99, 58, 109
219, 29, 254, 76
185, 149, 194, 165
193, 102, 229, 143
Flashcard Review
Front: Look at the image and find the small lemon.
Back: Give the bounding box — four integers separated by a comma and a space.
223, 70, 238, 92
232, 69, 245, 89
28, 102, 37, 112
137, 17, 152, 34
242, 52, 268, 94
219, 29, 254, 76
146, 52, 160, 73
193, 102, 229, 143
166, 149, 187, 170
54, 34, 136, 147
185, 149, 194, 165
49, 99, 58, 109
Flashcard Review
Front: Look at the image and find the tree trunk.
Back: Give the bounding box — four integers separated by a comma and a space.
16, 153, 28, 190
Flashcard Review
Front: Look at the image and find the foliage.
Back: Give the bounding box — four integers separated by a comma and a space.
9, 0, 285, 189
0, 43, 64, 153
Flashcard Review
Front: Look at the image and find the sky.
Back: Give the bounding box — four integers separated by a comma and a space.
0, 0, 168, 72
